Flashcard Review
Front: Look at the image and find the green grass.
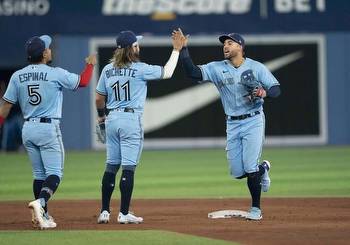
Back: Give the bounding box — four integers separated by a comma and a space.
1, 146, 349, 245
0, 146, 350, 200
0, 231, 235, 245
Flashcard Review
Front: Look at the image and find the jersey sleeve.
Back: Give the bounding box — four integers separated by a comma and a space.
198, 62, 217, 84
2, 74, 18, 104
55, 67, 80, 90
96, 67, 107, 96
140, 63, 163, 80
256, 63, 280, 89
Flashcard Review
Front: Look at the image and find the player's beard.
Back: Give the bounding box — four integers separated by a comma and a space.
224, 50, 238, 60
45, 54, 53, 65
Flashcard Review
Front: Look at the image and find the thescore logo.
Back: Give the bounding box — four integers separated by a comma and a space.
0, 0, 49, 16
102, 0, 252, 15
102, 0, 326, 16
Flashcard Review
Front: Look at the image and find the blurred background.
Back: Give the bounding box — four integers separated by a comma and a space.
0, 0, 349, 151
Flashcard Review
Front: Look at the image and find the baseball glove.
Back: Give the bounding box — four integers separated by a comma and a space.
240, 69, 263, 101
96, 122, 106, 144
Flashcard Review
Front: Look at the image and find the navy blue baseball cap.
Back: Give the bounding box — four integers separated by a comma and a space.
25, 35, 52, 58
116, 31, 143, 49
219, 33, 245, 49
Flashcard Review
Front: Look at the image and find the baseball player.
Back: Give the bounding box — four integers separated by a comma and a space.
95, 30, 184, 224
175, 29, 281, 220
0, 35, 96, 229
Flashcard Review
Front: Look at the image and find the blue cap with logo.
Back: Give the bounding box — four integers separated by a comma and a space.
116, 31, 143, 49
25, 35, 52, 58
219, 33, 245, 49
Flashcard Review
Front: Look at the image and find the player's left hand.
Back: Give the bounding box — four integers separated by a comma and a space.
253, 87, 266, 98
85, 54, 97, 65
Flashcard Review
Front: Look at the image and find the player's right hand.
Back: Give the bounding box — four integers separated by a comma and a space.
172, 28, 189, 48
171, 28, 184, 51
85, 54, 97, 65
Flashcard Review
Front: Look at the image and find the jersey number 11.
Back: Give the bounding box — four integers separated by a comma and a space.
111, 81, 130, 101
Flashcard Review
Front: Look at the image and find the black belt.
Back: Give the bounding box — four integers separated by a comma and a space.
26, 118, 52, 123
226, 111, 260, 121
111, 107, 134, 113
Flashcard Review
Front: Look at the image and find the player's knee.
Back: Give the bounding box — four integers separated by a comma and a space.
243, 164, 259, 176
228, 163, 245, 179
230, 170, 246, 179
122, 165, 136, 172
105, 163, 120, 174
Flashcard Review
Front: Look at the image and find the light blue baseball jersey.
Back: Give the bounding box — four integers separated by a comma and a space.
96, 62, 163, 113
199, 58, 279, 116
3, 64, 79, 119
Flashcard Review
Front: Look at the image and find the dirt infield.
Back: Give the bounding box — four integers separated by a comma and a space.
0, 198, 349, 245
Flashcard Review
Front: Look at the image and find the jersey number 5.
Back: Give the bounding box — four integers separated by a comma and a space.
111, 81, 130, 101
27, 84, 42, 105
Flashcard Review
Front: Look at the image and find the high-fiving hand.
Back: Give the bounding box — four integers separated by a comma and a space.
172, 28, 189, 48
85, 54, 97, 65
171, 28, 184, 51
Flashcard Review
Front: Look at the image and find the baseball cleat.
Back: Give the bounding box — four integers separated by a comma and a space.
97, 210, 110, 224
31, 211, 56, 228
118, 212, 143, 224
28, 199, 56, 229
43, 213, 57, 228
260, 160, 271, 192
246, 207, 262, 221
31, 209, 39, 228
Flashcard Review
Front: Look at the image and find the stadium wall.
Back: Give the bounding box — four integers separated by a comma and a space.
54, 36, 92, 150
51, 33, 350, 149
326, 33, 350, 145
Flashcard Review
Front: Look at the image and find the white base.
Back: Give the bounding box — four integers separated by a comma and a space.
208, 210, 249, 219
